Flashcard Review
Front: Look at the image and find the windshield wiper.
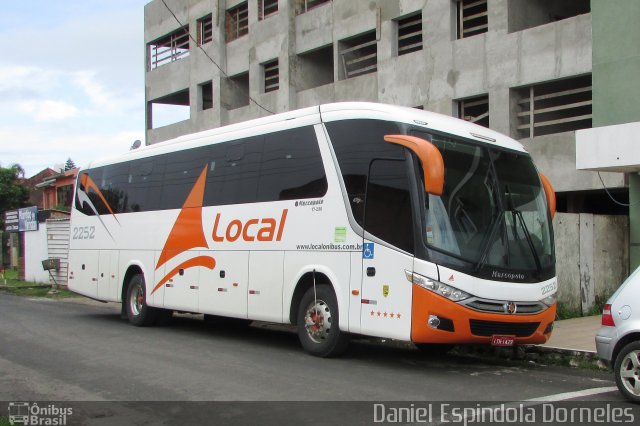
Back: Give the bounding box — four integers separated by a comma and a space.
475, 214, 504, 273
504, 184, 542, 273
512, 208, 542, 272
474, 156, 504, 273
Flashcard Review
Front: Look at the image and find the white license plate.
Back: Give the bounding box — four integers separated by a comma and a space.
491, 335, 515, 346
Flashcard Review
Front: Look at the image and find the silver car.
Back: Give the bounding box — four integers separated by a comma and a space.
596, 266, 640, 403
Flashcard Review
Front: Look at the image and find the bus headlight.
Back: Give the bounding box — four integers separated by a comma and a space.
405, 271, 471, 302
540, 292, 557, 307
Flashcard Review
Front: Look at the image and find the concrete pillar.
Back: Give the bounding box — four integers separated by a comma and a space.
579, 213, 595, 315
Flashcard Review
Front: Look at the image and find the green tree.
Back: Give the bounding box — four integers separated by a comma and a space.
0, 164, 30, 227
64, 157, 77, 171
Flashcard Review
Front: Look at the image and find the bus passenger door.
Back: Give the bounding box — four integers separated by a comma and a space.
247, 251, 284, 322
360, 242, 413, 340
348, 251, 363, 334
199, 250, 249, 318
359, 158, 415, 341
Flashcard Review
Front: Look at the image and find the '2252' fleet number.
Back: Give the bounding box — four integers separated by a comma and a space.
72, 226, 95, 240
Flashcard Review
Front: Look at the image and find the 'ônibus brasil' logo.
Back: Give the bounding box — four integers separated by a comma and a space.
151, 165, 289, 295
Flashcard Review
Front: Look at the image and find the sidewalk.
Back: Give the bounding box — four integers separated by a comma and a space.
541, 315, 601, 353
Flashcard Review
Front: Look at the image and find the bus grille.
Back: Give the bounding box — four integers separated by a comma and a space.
463, 299, 546, 315
469, 320, 540, 337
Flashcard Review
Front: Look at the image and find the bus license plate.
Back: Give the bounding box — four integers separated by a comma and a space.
491, 335, 515, 346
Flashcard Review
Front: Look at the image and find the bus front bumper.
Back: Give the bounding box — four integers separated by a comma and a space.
411, 284, 556, 345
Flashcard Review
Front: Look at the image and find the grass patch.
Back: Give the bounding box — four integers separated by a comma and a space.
0, 268, 77, 299
555, 294, 611, 320
3, 286, 77, 298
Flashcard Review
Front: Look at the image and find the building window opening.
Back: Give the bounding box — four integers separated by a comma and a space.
222, 72, 250, 110
226, 2, 249, 42
457, 95, 489, 128
456, 0, 488, 39
259, 0, 278, 20
147, 26, 190, 71
147, 89, 190, 129
296, 45, 334, 91
197, 14, 213, 45
56, 185, 73, 210
200, 81, 213, 111
263, 60, 279, 93
338, 31, 377, 80
295, 0, 331, 15
507, 0, 590, 33
397, 13, 423, 56
513, 75, 592, 139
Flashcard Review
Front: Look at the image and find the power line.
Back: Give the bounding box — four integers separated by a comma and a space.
159, 0, 274, 115
597, 171, 640, 207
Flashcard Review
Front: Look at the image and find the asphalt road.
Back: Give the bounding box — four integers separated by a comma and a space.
0, 294, 635, 425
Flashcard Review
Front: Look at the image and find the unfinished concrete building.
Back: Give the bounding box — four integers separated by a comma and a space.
144, 0, 635, 313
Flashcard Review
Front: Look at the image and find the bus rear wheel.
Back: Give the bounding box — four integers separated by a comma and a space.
125, 273, 157, 327
296, 285, 348, 357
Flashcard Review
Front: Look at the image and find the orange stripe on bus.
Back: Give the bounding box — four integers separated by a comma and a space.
151, 256, 216, 295
156, 166, 209, 270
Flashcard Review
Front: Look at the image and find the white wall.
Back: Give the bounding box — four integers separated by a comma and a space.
24, 226, 50, 283
576, 121, 640, 172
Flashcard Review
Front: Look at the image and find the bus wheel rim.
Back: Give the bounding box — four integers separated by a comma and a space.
304, 299, 331, 343
130, 282, 144, 316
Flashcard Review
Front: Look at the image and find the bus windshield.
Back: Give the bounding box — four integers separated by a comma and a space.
422, 133, 554, 281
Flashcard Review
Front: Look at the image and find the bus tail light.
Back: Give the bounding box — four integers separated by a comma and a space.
601, 304, 615, 327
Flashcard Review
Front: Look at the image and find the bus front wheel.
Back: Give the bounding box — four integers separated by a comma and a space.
125, 274, 156, 327
296, 284, 348, 357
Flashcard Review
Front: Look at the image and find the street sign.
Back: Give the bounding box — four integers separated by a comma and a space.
4, 206, 38, 232
4, 210, 18, 232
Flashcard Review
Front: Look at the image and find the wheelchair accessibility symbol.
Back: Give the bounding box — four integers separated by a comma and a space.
363, 243, 375, 259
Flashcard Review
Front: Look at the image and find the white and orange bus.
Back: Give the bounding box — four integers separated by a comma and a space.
68, 102, 557, 357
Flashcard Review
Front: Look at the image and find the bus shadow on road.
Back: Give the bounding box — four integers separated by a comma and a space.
76, 307, 546, 375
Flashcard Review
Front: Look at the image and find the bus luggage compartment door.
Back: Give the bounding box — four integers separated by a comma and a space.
68, 250, 99, 298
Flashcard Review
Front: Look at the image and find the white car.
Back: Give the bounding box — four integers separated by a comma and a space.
596, 266, 640, 403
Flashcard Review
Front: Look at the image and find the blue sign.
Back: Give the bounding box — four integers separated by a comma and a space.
363, 243, 375, 259
4, 206, 38, 232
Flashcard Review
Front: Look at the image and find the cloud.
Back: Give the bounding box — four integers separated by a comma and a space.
0, 126, 142, 176
0, 65, 64, 96
0, 1, 149, 177
17, 100, 80, 121
72, 71, 143, 113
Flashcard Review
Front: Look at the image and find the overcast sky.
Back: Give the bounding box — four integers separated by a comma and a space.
0, 0, 150, 177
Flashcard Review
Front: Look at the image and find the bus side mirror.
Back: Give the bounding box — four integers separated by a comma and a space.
384, 134, 444, 196
539, 173, 556, 219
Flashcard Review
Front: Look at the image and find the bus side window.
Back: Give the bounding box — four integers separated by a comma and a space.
325, 119, 404, 226
100, 163, 129, 214
364, 159, 415, 254
161, 147, 211, 209
128, 157, 164, 212
220, 137, 262, 205
258, 126, 327, 202
74, 169, 103, 216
